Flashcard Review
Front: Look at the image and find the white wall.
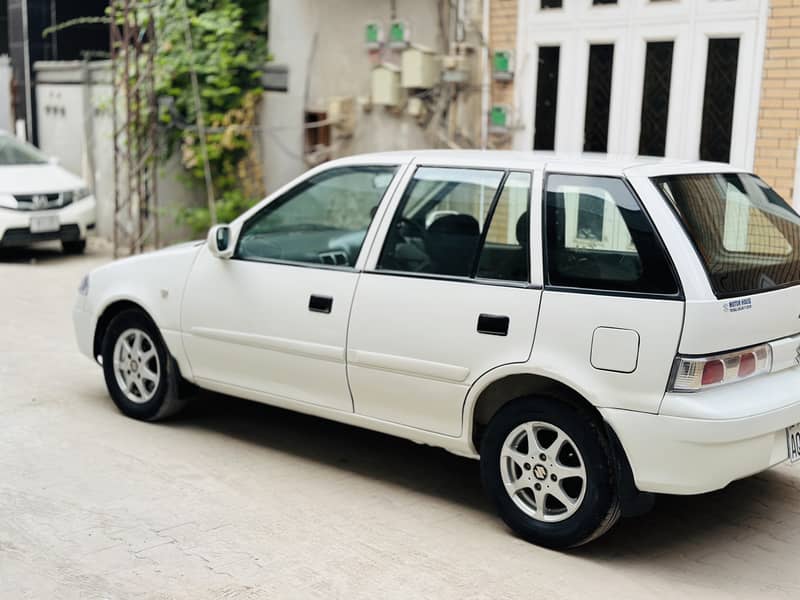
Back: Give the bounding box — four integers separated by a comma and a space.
34, 61, 199, 244
0, 55, 12, 133
261, 0, 454, 193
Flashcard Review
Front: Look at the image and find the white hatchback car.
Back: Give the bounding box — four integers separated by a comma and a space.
0, 133, 96, 254
74, 151, 800, 548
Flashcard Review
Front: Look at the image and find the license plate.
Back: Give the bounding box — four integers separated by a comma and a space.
787, 423, 800, 463
30, 215, 60, 233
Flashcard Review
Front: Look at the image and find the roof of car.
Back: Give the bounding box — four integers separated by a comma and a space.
328, 149, 742, 177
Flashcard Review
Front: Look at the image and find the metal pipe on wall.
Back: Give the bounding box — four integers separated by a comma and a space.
480, 0, 490, 150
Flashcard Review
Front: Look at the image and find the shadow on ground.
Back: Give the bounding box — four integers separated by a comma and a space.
0, 243, 93, 264
174, 390, 800, 559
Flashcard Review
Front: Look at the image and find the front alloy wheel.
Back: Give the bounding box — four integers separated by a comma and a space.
112, 328, 161, 404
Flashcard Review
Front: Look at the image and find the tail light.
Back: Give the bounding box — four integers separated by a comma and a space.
669, 344, 772, 392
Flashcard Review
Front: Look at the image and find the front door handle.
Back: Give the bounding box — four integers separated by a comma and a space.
309, 294, 333, 314
477, 314, 509, 336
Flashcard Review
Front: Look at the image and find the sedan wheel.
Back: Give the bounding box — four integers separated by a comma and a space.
112, 328, 161, 404
101, 309, 190, 421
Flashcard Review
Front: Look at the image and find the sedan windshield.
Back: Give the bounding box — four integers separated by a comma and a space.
0, 135, 48, 165
653, 173, 800, 297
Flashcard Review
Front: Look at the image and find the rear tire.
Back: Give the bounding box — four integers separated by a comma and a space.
101, 309, 190, 421
480, 396, 620, 549
62, 239, 87, 255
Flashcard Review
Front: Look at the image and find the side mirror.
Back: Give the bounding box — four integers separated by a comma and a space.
207, 224, 234, 259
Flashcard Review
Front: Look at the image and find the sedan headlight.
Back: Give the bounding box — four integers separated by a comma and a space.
62, 188, 91, 205
0, 193, 17, 209
78, 274, 90, 296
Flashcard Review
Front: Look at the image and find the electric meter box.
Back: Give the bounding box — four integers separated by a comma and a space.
493, 50, 514, 81
388, 20, 410, 49
489, 104, 510, 133
365, 22, 383, 49
401, 45, 438, 89
372, 64, 402, 107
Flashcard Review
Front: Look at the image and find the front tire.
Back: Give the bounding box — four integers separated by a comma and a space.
62, 239, 87, 254
101, 309, 189, 421
480, 397, 620, 549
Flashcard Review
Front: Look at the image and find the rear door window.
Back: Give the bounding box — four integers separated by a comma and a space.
652, 173, 800, 297
545, 174, 679, 295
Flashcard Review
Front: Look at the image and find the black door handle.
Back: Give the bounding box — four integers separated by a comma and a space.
477, 314, 509, 336
309, 295, 333, 314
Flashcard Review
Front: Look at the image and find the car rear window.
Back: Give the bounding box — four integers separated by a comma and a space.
652, 173, 800, 297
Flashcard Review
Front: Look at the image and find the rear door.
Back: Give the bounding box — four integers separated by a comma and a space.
346, 164, 541, 436
531, 172, 685, 414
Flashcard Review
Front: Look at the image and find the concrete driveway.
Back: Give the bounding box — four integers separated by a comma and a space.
2, 244, 800, 599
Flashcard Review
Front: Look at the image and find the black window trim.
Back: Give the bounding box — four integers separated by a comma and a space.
650, 170, 800, 300
366, 164, 537, 289
231, 163, 401, 273
541, 171, 685, 301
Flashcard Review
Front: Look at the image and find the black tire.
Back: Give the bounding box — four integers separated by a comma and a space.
62, 239, 87, 255
101, 309, 190, 421
480, 396, 620, 549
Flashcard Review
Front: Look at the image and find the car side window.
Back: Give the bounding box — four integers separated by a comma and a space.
377, 167, 531, 282
236, 166, 397, 267
545, 174, 678, 295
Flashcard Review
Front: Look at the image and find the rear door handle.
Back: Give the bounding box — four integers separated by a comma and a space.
309, 294, 333, 314
477, 314, 509, 336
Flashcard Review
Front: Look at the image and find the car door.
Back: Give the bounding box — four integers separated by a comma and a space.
531, 172, 684, 414
346, 164, 542, 436
181, 163, 402, 412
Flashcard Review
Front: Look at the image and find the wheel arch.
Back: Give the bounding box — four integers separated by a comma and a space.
465, 367, 652, 517
92, 299, 161, 361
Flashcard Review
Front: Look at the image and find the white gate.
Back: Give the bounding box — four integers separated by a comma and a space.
514, 0, 769, 168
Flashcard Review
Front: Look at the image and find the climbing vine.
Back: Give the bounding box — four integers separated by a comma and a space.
156, 0, 270, 233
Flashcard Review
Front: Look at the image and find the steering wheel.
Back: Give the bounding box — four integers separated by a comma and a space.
395, 217, 427, 241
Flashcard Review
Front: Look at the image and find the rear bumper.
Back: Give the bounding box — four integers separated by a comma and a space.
0, 196, 96, 247
603, 367, 800, 494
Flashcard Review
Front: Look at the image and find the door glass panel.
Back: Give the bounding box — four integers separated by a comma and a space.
584, 44, 615, 153
378, 167, 504, 277
236, 165, 397, 267
639, 41, 674, 157
546, 174, 678, 294
477, 172, 532, 282
533, 46, 560, 151
700, 38, 740, 163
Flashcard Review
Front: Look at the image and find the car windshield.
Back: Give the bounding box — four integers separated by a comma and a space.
653, 172, 800, 297
0, 135, 48, 165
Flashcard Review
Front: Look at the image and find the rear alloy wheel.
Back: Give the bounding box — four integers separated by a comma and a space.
480, 397, 620, 549
101, 309, 190, 421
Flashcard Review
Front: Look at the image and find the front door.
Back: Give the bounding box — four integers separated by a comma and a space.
181, 164, 400, 412
347, 165, 540, 436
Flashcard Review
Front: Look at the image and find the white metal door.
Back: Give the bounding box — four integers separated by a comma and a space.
515, 0, 769, 168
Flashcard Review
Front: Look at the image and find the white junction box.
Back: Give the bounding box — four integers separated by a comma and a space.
371, 64, 402, 107
401, 45, 438, 89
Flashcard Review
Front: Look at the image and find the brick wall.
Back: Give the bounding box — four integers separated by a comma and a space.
754, 0, 800, 202
489, 0, 518, 149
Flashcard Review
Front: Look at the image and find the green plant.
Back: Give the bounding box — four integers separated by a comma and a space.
156, 0, 270, 233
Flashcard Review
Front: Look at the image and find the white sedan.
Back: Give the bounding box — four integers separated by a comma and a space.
0, 132, 96, 253
74, 150, 800, 548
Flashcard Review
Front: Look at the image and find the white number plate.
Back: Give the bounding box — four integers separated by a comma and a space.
787, 423, 800, 464
30, 215, 60, 233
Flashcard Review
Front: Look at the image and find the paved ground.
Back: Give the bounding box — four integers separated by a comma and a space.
2, 244, 800, 599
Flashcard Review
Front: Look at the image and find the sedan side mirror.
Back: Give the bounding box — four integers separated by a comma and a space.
208, 224, 234, 259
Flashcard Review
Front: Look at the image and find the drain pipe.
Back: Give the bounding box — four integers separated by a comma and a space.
21, 0, 33, 141
480, 0, 490, 150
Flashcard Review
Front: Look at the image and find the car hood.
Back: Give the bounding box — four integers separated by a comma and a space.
0, 164, 86, 194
